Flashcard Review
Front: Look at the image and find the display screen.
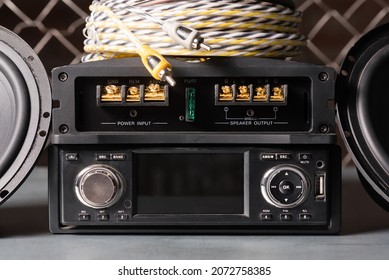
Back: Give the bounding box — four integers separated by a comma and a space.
135, 152, 244, 214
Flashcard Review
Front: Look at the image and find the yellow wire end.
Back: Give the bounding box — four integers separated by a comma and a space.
138, 45, 175, 86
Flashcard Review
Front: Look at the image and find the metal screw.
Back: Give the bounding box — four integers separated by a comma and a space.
59, 124, 69, 134
319, 124, 329, 134
319, 72, 329, 82
179, 115, 185, 121
59, 72, 68, 82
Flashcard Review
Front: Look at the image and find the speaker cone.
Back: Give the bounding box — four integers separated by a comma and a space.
337, 23, 389, 211
0, 26, 51, 204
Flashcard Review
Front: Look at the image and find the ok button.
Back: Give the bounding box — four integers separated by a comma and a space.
279, 180, 295, 195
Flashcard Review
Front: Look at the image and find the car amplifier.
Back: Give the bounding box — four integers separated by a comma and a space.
49, 57, 341, 234
51, 57, 336, 144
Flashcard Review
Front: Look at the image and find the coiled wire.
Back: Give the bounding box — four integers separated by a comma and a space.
83, 0, 306, 62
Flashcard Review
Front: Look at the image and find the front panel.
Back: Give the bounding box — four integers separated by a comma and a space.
75, 76, 311, 132
49, 145, 341, 233
51, 57, 336, 145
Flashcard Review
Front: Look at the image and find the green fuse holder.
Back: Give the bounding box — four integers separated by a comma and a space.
185, 88, 196, 122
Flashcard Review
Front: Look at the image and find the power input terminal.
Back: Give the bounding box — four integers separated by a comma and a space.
97, 82, 169, 107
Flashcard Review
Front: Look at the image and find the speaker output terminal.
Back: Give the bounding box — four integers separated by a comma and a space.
217, 84, 235, 102
215, 83, 287, 106
270, 85, 288, 103
253, 85, 270, 102
236, 85, 252, 102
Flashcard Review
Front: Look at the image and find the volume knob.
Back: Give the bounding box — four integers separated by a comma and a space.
75, 165, 124, 209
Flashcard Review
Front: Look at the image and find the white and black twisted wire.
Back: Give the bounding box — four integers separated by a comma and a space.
83, 0, 306, 62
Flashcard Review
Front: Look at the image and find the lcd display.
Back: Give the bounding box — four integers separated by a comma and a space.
135, 152, 244, 214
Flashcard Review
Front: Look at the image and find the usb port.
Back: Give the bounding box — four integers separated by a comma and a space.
315, 173, 326, 200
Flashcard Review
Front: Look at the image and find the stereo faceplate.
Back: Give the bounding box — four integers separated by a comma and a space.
49, 144, 341, 234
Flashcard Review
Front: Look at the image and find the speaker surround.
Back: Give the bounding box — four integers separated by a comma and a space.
0, 26, 51, 204
337, 23, 389, 211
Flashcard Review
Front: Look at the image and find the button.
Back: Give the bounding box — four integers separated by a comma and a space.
116, 213, 129, 221
96, 154, 110, 161
111, 153, 126, 161
97, 214, 109, 221
260, 213, 273, 221
277, 153, 292, 160
261, 153, 276, 160
66, 153, 79, 161
280, 213, 293, 221
299, 213, 312, 221
79, 213, 90, 221
262, 166, 309, 209
270, 170, 304, 204
299, 153, 312, 161
278, 180, 294, 195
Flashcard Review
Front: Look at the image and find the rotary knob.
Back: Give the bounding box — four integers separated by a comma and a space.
75, 165, 124, 209
261, 165, 309, 208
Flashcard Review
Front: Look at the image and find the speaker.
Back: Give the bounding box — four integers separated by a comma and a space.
0, 26, 51, 205
337, 23, 389, 211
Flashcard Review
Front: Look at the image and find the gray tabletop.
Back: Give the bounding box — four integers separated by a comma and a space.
1, 166, 389, 260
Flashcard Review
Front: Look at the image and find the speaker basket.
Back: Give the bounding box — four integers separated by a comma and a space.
337, 23, 389, 211
0, 26, 51, 204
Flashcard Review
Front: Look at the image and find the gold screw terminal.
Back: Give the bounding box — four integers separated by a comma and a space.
218, 85, 234, 101
126, 86, 141, 102
101, 85, 122, 102
236, 85, 251, 101
270, 85, 287, 102
144, 83, 166, 101
253, 86, 269, 102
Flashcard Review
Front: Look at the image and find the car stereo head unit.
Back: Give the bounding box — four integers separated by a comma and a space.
49, 57, 341, 234
49, 144, 340, 234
